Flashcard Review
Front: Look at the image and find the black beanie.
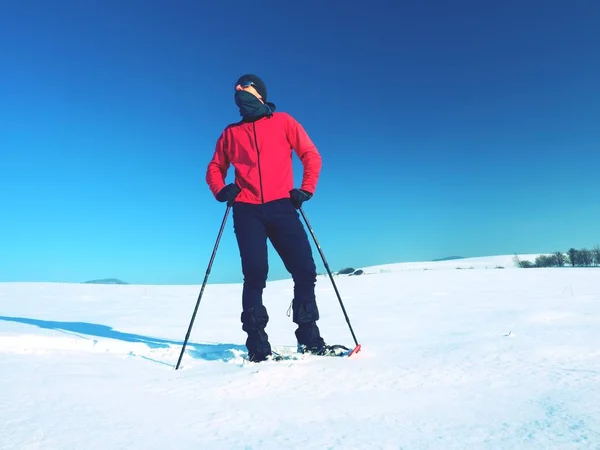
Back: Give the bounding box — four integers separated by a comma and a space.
235, 74, 268, 102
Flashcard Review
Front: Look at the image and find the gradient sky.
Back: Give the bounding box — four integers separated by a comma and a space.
1, 0, 599, 285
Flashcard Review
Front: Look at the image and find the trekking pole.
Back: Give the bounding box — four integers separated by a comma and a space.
298, 207, 362, 356
175, 203, 232, 370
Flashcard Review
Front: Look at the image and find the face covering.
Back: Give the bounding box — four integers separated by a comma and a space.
234, 90, 275, 122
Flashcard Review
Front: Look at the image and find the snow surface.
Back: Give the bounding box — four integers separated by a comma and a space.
1, 255, 599, 449
361, 254, 543, 273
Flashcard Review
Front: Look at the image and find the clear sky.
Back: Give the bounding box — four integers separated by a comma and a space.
1, 0, 599, 285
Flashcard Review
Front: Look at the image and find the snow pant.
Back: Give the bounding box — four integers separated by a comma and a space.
232, 199, 324, 356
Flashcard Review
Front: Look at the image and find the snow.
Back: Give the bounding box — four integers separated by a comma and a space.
1, 254, 599, 449
361, 254, 543, 273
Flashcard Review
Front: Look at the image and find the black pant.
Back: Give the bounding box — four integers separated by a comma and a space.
233, 199, 321, 339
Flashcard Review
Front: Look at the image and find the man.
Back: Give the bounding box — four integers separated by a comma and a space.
206, 74, 333, 362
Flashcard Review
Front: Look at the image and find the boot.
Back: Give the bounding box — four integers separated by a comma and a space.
246, 330, 272, 362
295, 321, 348, 356
241, 305, 272, 362
295, 321, 325, 352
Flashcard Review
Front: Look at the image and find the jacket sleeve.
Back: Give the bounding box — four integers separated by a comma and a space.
285, 113, 322, 194
205, 131, 229, 197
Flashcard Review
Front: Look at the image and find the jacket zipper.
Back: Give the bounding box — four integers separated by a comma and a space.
252, 122, 265, 203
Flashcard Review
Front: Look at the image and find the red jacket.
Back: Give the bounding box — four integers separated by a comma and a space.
206, 112, 322, 204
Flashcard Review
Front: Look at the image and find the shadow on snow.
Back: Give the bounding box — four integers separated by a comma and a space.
0, 315, 246, 366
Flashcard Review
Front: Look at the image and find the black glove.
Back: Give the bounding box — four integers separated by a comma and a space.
216, 183, 241, 204
290, 188, 313, 209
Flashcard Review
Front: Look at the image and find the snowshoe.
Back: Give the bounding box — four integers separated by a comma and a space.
298, 343, 350, 357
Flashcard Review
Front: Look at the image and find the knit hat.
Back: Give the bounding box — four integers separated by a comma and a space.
235, 74, 268, 102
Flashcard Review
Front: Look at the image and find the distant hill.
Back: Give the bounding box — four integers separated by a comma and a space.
432, 256, 465, 262
84, 278, 128, 285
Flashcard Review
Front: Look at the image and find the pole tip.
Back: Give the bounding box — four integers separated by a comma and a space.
348, 344, 362, 357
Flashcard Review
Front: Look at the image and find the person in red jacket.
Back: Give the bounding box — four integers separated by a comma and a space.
206, 74, 332, 362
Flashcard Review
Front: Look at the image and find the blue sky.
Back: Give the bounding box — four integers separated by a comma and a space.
1, 0, 599, 285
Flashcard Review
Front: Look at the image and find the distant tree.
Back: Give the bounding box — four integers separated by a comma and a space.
534, 255, 547, 267
513, 254, 534, 268
514, 248, 600, 269
512, 254, 522, 267
535, 254, 558, 267
579, 248, 593, 267
567, 248, 579, 267
593, 246, 600, 267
